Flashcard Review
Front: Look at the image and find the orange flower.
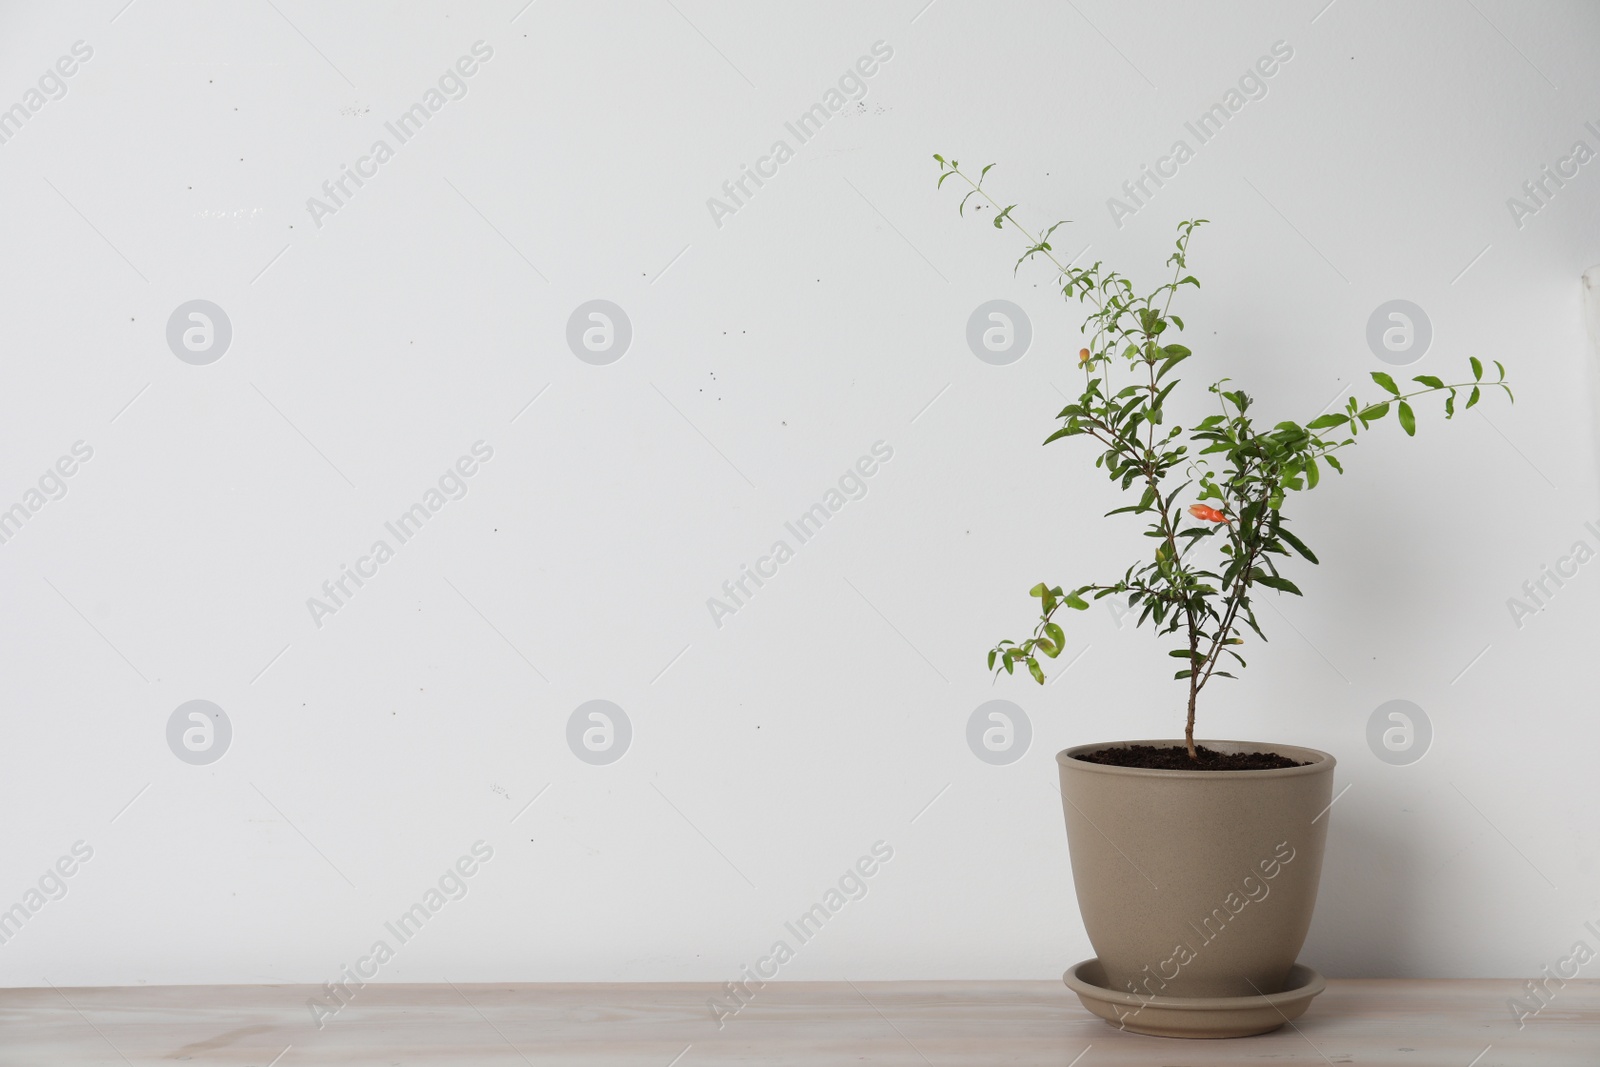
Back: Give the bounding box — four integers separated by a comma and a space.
1078, 348, 1091, 364
1188, 504, 1229, 524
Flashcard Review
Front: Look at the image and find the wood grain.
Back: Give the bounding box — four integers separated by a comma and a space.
1, 979, 1595, 1065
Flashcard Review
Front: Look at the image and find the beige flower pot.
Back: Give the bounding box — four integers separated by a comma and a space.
1057, 739, 1335, 1000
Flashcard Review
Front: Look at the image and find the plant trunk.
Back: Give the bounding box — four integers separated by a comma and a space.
1185, 639, 1199, 759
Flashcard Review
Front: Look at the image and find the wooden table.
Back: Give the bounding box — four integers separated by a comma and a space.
2, 980, 1595, 1065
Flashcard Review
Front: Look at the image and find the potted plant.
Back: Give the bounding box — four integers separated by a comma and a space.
935, 156, 1511, 1038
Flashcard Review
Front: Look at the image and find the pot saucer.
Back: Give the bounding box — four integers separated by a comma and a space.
1062, 958, 1326, 1039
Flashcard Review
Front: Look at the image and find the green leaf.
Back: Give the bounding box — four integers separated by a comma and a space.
1064, 592, 1090, 610
1397, 400, 1416, 436
1027, 658, 1045, 685
1029, 583, 1049, 598
987, 649, 997, 670
1277, 527, 1319, 563
1466, 385, 1480, 409
1307, 413, 1348, 430
1371, 371, 1401, 395
1252, 572, 1303, 595
1471, 356, 1484, 381
1044, 622, 1065, 650
1412, 375, 1445, 389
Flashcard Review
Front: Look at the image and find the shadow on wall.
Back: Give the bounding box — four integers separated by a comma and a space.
1301, 811, 1418, 977
1303, 271, 1600, 979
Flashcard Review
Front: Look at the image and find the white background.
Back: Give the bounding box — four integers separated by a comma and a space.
1, 0, 1597, 989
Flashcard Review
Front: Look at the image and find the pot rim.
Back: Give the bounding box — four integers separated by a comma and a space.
1057, 738, 1335, 779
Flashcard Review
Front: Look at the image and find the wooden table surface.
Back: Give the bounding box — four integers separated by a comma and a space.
2, 979, 1595, 1066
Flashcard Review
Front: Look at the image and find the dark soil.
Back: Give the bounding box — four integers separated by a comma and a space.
1075, 744, 1308, 771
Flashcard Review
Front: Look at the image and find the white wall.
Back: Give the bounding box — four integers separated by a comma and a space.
1, 0, 1597, 989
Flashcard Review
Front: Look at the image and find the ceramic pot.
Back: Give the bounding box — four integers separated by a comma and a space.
1057, 739, 1334, 999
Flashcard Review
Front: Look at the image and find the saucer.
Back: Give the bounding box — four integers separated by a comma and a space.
1062, 958, 1326, 1039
